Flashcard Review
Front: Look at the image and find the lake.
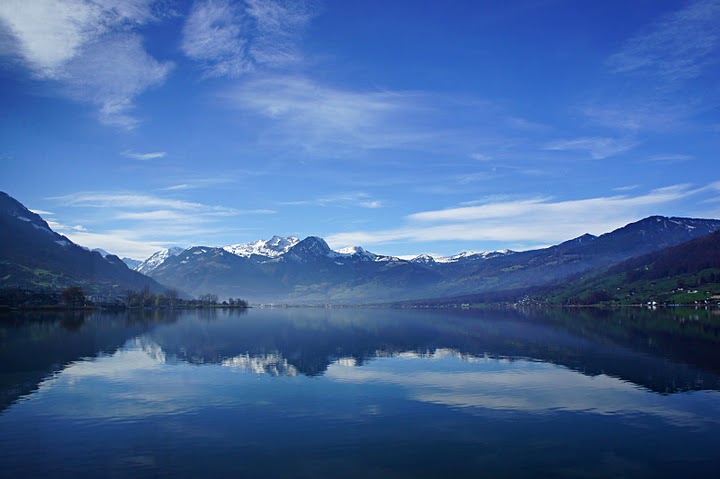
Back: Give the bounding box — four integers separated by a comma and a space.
1, 307, 719, 478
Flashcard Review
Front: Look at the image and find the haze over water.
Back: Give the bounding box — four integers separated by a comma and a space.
1, 307, 719, 478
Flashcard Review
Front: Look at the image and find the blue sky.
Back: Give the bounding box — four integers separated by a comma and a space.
1, 0, 719, 260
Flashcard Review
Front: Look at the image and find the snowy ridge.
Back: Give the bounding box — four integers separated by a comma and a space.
136, 237, 516, 274
223, 236, 299, 258
333, 245, 400, 262
409, 254, 436, 264
428, 250, 514, 264
135, 247, 184, 274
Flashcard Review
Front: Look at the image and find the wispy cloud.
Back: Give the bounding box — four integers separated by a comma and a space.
122, 150, 167, 160
48, 190, 270, 257
325, 183, 718, 250
231, 76, 405, 131
613, 185, 640, 192
281, 192, 382, 209
29, 209, 54, 216
223, 75, 443, 152
181, 0, 315, 78
222, 75, 558, 160
646, 153, 693, 163
470, 153, 493, 161
52, 192, 236, 213
0, 0, 172, 128
607, 0, 720, 82
161, 176, 236, 191
116, 208, 274, 220
59, 229, 175, 260
543, 137, 637, 159
580, 102, 695, 133
359, 201, 382, 209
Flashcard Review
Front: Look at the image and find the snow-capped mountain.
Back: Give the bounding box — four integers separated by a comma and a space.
135, 247, 184, 275
283, 236, 334, 262
223, 236, 299, 259
333, 246, 398, 262
410, 254, 436, 264
434, 250, 514, 263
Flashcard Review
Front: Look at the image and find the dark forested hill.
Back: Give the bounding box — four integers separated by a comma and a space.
0, 191, 166, 297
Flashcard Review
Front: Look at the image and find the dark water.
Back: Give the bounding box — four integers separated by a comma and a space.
1, 307, 719, 478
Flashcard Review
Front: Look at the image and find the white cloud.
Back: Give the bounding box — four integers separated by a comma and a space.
48, 191, 270, 257
163, 184, 193, 191
160, 176, 237, 191
181, 0, 249, 77
222, 76, 553, 158
470, 153, 493, 161
52, 192, 236, 214
122, 150, 167, 160
244, 0, 314, 66
581, 102, 692, 133
62, 229, 169, 259
360, 201, 382, 209
613, 184, 640, 192
116, 208, 274, 220
544, 137, 637, 159
62, 34, 172, 128
0, 0, 171, 128
646, 153, 693, 162
281, 191, 382, 209
115, 210, 204, 221
29, 209, 54, 215
224, 75, 437, 152
325, 183, 713, 249
607, 0, 720, 82
181, 0, 314, 78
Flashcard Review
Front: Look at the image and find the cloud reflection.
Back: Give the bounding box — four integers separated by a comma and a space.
326, 350, 720, 429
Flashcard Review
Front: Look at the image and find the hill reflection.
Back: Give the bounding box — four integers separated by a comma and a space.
2, 306, 719, 413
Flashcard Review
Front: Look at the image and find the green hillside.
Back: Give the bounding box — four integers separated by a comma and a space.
543, 231, 720, 306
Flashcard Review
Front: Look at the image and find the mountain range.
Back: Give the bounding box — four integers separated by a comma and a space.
135, 216, 720, 304
3, 190, 720, 305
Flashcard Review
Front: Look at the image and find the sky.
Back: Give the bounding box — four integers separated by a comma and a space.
1, 0, 719, 260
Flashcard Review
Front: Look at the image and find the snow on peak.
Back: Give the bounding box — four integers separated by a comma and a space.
135, 246, 184, 274
336, 246, 368, 255
333, 245, 400, 262
410, 254, 436, 264
334, 245, 377, 260
434, 250, 513, 263
223, 236, 299, 258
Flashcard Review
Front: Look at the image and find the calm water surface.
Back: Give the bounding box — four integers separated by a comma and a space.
1, 307, 719, 478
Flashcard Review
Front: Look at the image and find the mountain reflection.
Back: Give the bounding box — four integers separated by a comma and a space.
221, 353, 298, 376
2, 306, 720, 413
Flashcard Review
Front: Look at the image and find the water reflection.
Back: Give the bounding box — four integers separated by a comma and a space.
1, 307, 720, 478
2, 306, 720, 415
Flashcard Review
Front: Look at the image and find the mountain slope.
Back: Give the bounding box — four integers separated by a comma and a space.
543, 230, 720, 305
135, 247, 184, 275
0, 192, 166, 296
